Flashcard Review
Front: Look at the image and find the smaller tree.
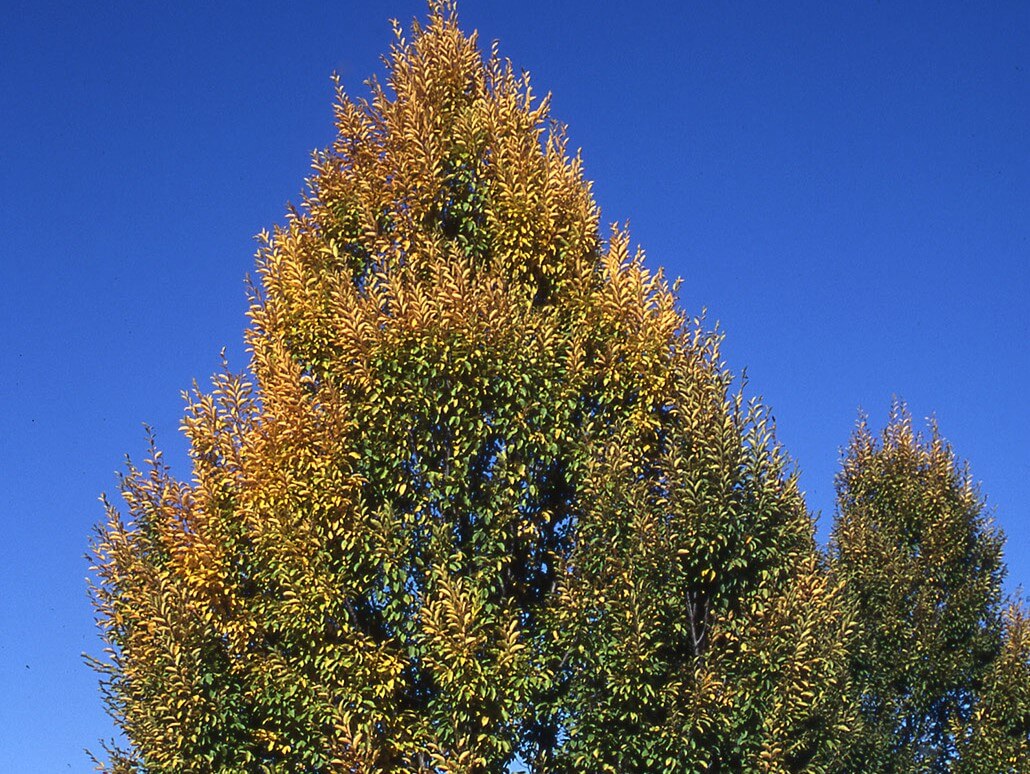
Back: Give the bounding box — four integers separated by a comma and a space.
831, 403, 1006, 772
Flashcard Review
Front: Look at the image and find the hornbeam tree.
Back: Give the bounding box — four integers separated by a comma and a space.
90, 4, 856, 771
831, 404, 1010, 772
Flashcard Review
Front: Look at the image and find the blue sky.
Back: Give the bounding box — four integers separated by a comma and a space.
1, 2, 1026, 769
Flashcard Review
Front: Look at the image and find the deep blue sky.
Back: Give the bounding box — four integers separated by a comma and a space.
2, 2, 1026, 768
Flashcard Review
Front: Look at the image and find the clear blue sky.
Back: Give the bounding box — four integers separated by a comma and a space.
1, 2, 1026, 768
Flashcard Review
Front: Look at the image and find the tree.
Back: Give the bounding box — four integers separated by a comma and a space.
90, 4, 856, 771
830, 404, 1007, 772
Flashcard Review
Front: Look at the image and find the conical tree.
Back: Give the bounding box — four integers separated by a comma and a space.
831, 404, 1006, 772
90, 4, 855, 771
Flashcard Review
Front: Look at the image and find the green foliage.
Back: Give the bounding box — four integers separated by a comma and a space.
88, 4, 1025, 773
830, 403, 1008, 772
542, 378, 858, 772
953, 601, 1030, 772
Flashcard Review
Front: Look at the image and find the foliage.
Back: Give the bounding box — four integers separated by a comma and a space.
830, 404, 1008, 772
88, 4, 1024, 773
540, 367, 857, 772
953, 600, 1030, 772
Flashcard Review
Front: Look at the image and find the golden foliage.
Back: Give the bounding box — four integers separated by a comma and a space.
91, 4, 858, 771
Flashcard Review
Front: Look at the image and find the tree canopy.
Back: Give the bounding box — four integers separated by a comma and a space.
89, 4, 1028, 772
831, 405, 1007, 771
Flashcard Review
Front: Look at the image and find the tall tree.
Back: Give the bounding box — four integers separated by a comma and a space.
831, 404, 1006, 772
90, 3, 854, 771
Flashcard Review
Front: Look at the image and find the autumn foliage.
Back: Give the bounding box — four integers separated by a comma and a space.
831, 408, 1025, 772
89, 4, 1028, 772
